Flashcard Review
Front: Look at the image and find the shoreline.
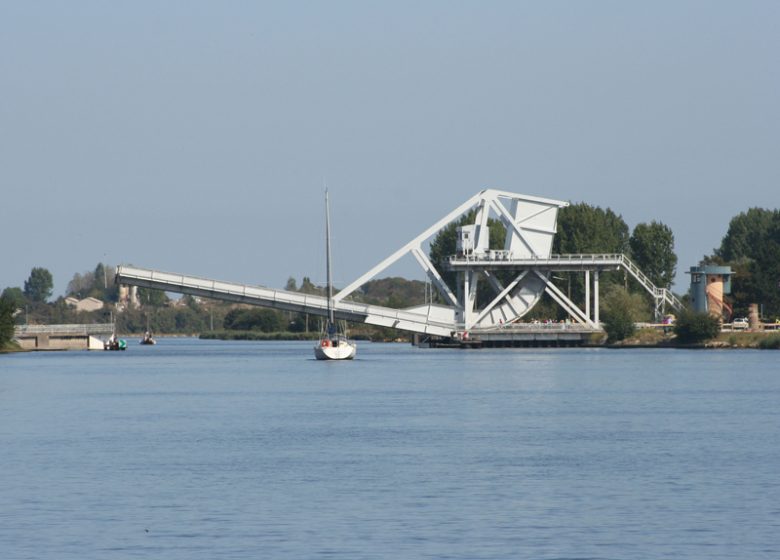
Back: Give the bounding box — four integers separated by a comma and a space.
6, 331, 779, 352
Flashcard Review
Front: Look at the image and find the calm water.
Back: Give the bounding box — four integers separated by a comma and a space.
1, 339, 779, 559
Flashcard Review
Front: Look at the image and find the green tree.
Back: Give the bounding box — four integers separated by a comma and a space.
1, 287, 26, 310
138, 287, 169, 307
601, 285, 651, 342
288, 314, 307, 332
629, 221, 678, 289
224, 308, 285, 332
359, 277, 427, 308
299, 277, 322, 295
715, 208, 778, 262
745, 219, 780, 317
709, 208, 780, 317
552, 203, 630, 311
0, 294, 16, 348
554, 203, 629, 255
24, 267, 54, 303
66, 271, 95, 297
673, 310, 721, 344
92, 263, 119, 302
173, 307, 207, 332
65, 263, 120, 302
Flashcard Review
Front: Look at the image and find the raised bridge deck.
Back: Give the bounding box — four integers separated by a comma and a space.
115, 265, 456, 337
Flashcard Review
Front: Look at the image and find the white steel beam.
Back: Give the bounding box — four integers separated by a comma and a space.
411, 247, 459, 308
333, 190, 489, 302
585, 269, 591, 321
482, 271, 525, 319
594, 270, 600, 325
534, 270, 595, 326
473, 271, 529, 326
488, 199, 538, 256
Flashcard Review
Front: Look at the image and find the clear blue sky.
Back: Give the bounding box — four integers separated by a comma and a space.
2, 1, 778, 297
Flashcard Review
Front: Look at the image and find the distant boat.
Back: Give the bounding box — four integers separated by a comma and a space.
314, 190, 356, 361
140, 314, 156, 345
104, 312, 126, 350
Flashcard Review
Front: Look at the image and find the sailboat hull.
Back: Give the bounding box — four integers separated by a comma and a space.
314, 341, 357, 360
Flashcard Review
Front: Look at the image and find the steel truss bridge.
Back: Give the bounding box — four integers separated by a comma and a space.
116, 189, 682, 341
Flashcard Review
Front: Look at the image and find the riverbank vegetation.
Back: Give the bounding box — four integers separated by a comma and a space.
673, 310, 722, 344
0, 293, 18, 351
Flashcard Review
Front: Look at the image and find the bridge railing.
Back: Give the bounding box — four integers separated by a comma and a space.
14, 323, 115, 336
448, 252, 625, 264
470, 321, 601, 332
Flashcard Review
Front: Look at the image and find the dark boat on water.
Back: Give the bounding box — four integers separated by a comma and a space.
104, 334, 127, 351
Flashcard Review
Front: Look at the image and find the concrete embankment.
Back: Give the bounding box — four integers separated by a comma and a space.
13, 324, 114, 351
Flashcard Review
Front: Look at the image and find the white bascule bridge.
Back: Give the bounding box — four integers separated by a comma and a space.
116, 189, 681, 346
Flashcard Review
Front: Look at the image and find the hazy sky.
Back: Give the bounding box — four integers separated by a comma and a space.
2, 1, 778, 297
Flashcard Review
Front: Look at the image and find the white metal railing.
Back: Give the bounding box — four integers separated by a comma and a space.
448, 252, 625, 264
14, 323, 115, 336
469, 321, 601, 332
617, 255, 683, 311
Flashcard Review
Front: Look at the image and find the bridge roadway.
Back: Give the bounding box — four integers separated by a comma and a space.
115, 265, 456, 337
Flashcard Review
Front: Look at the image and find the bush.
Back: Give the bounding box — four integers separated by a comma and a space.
758, 334, 780, 350
601, 286, 649, 342
673, 310, 720, 344
0, 295, 15, 348
200, 330, 319, 341
603, 305, 636, 342
223, 308, 285, 332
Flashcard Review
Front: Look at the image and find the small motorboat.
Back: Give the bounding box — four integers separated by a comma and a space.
104, 334, 127, 351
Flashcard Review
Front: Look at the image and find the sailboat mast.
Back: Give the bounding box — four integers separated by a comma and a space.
325, 189, 335, 326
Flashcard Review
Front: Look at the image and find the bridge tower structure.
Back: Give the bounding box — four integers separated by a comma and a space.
329, 189, 570, 331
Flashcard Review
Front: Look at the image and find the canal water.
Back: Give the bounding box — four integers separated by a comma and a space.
2, 339, 779, 559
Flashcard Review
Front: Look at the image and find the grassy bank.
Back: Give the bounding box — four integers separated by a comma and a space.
0, 341, 23, 354
610, 328, 780, 349
717, 331, 780, 349
199, 329, 412, 342
200, 330, 320, 341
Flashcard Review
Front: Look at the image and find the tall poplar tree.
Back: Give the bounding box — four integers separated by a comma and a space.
23, 267, 53, 303
629, 221, 677, 289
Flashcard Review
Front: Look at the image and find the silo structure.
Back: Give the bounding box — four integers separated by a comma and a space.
687, 265, 734, 317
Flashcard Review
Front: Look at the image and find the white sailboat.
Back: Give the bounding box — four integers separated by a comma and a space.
314, 190, 357, 360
